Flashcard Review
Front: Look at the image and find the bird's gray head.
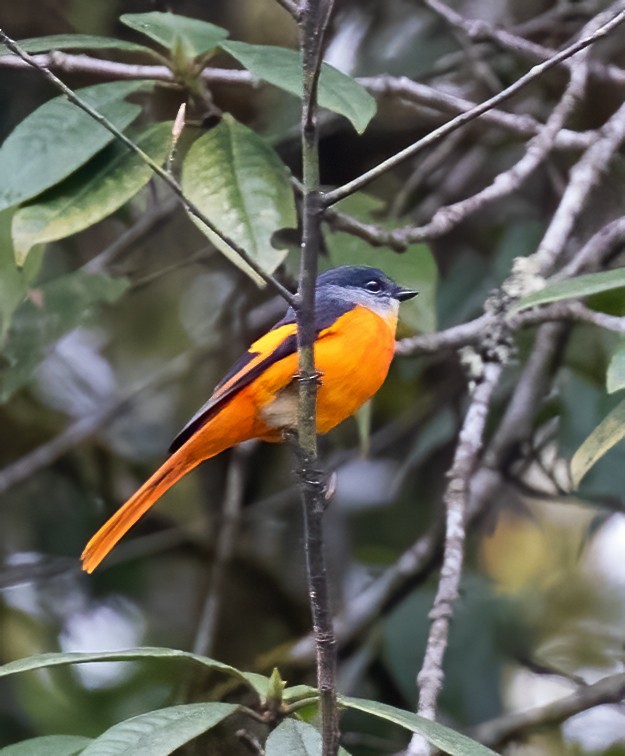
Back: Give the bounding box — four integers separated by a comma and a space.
316, 265, 417, 319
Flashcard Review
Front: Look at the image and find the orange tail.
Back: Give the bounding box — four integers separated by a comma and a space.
81, 383, 262, 572
80, 446, 200, 573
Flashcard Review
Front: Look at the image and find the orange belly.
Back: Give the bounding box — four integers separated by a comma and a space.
249, 305, 397, 438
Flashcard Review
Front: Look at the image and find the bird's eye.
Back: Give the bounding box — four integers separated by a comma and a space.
365, 280, 382, 293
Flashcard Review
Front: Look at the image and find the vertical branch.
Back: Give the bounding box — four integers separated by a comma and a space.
408, 359, 504, 756
297, 1, 340, 754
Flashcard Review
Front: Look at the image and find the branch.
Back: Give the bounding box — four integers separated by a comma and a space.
0, 30, 294, 306
395, 315, 490, 356
0, 51, 597, 153
471, 672, 625, 749
512, 301, 625, 333
359, 76, 596, 150
322, 206, 409, 251
408, 359, 504, 756
297, 1, 340, 753
321, 8, 625, 207
0, 50, 254, 86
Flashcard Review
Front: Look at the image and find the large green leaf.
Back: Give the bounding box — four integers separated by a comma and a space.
606, 339, 625, 394
0, 647, 252, 685
341, 697, 498, 756
0, 82, 144, 212
511, 268, 625, 313
0, 271, 129, 402
79, 703, 238, 756
0, 735, 92, 755
0, 35, 154, 56
12, 122, 173, 265
570, 397, 625, 487
220, 41, 376, 134
181, 114, 296, 285
120, 12, 228, 58
322, 193, 437, 333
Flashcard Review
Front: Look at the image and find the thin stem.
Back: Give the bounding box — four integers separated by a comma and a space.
192, 445, 252, 657
0, 29, 295, 306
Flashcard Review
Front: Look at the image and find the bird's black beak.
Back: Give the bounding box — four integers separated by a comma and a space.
395, 287, 418, 302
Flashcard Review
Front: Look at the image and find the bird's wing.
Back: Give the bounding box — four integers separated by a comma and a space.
168, 322, 299, 453
168, 296, 355, 454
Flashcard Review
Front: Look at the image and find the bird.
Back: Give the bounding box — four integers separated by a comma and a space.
81, 265, 417, 572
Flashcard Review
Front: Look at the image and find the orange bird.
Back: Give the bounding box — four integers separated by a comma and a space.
81, 266, 417, 572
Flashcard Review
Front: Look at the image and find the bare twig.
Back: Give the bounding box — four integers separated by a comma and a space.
322, 207, 409, 251
360, 75, 596, 150
0, 30, 295, 306
395, 315, 490, 356
192, 444, 253, 657
0, 51, 254, 86
408, 360, 504, 755
512, 301, 625, 333
471, 672, 625, 749
321, 8, 625, 207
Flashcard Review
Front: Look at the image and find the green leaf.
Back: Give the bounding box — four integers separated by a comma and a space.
341, 697, 499, 756
265, 719, 321, 755
607, 339, 625, 394
220, 41, 376, 134
0, 81, 145, 212
12, 122, 173, 265
282, 684, 319, 705
0, 271, 129, 402
120, 12, 228, 58
0, 34, 154, 56
323, 193, 438, 333
570, 398, 625, 487
511, 268, 625, 314
181, 115, 296, 285
0, 646, 254, 684
80, 703, 238, 756
0, 735, 93, 755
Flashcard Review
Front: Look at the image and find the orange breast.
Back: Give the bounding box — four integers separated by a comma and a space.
249, 305, 397, 437
314, 305, 397, 433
